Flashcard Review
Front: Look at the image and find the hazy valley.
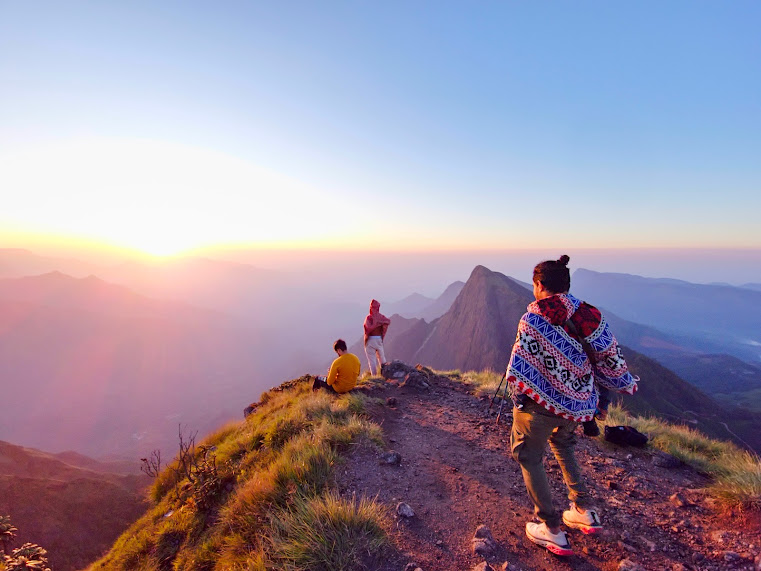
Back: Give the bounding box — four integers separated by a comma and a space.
3, 249, 761, 459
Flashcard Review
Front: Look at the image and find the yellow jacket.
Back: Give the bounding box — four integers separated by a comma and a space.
327, 353, 361, 393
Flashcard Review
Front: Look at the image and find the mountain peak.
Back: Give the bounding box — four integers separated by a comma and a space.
468, 264, 494, 279
389, 265, 533, 372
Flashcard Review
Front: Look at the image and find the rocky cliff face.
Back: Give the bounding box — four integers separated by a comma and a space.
398, 265, 533, 372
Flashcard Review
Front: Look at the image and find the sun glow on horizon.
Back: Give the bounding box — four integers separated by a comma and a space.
4, 136, 756, 256
0, 138, 368, 257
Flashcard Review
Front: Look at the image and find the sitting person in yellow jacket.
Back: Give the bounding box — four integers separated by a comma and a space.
312, 339, 361, 394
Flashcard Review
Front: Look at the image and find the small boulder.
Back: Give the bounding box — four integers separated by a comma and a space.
402, 371, 431, 390
383, 361, 411, 379
472, 563, 494, 571
472, 539, 492, 556
382, 360, 434, 390
380, 451, 402, 465
473, 524, 494, 540
397, 502, 415, 518
471, 525, 496, 556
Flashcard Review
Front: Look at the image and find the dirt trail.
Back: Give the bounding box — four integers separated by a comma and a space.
336, 374, 760, 571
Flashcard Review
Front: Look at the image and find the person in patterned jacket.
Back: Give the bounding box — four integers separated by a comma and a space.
506, 255, 638, 556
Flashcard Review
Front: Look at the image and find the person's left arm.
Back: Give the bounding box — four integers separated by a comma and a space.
576, 305, 637, 395
326, 359, 340, 387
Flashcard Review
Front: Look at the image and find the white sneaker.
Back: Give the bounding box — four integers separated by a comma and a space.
525, 521, 573, 556
562, 503, 602, 534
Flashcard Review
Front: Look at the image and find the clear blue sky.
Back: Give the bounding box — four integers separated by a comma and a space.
1, 1, 759, 255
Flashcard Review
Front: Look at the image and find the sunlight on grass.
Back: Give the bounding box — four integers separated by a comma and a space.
92, 375, 388, 570
94, 368, 761, 570
460, 370, 504, 398
604, 405, 761, 511
268, 492, 388, 571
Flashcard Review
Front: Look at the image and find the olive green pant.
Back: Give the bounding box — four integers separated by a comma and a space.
510, 399, 591, 528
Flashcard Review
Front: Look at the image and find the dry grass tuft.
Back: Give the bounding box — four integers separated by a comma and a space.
267, 492, 388, 571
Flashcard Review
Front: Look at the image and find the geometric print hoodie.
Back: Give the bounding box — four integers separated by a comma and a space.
506, 293, 638, 422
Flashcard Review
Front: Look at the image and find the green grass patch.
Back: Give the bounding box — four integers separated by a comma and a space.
460, 369, 503, 398
92, 375, 388, 570
267, 492, 388, 571
604, 405, 761, 511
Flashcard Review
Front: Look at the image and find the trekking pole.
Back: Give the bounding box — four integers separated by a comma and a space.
488, 373, 506, 411
495, 377, 510, 425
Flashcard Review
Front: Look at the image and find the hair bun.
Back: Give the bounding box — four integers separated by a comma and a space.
558, 255, 570, 266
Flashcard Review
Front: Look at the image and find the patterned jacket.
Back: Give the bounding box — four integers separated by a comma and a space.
506, 293, 638, 421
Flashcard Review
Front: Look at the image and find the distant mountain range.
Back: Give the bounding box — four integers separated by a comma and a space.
571, 268, 761, 364
0, 272, 280, 458
0, 440, 148, 571
0, 248, 101, 279
381, 265, 761, 452
0, 249, 370, 377
3, 249, 761, 456
646, 353, 761, 409
383, 292, 435, 318
384, 281, 465, 322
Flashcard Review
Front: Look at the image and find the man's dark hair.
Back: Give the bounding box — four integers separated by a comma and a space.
533, 254, 571, 293
333, 339, 347, 352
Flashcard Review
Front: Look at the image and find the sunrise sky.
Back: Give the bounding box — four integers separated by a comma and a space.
1, 1, 759, 258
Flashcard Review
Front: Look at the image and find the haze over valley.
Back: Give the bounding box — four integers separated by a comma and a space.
2, 247, 761, 460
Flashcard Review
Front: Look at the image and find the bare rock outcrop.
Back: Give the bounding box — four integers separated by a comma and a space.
381, 361, 448, 390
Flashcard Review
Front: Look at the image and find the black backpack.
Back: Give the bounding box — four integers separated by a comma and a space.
604, 425, 648, 447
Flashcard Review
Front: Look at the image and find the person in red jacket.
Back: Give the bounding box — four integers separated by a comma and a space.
363, 299, 390, 376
